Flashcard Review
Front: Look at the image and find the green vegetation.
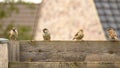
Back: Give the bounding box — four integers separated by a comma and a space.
0, 0, 35, 19
18, 25, 32, 40
0, 0, 35, 40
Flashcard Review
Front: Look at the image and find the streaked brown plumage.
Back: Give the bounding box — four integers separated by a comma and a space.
107, 27, 118, 40
73, 29, 84, 40
9, 27, 18, 40
42, 28, 51, 41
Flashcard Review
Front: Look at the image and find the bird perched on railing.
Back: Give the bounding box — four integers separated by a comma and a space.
73, 29, 84, 41
9, 27, 18, 40
107, 27, 118, 40
42, 28, 51, 41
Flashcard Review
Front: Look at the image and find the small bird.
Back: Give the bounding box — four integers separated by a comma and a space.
9, 27, 18, 40
107, 27, 118, 40
73, 29, 84, 40
42, 28, 51, 41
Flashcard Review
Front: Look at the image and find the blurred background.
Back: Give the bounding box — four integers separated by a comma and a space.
0, 0, 119, 40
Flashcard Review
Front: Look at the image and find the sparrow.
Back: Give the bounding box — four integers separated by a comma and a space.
73, 29, 84, 40
107, 27, 118, 40
9, 27, 18, 40
42, 28, 51, 41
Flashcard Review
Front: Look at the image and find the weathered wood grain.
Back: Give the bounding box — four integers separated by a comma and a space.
8, 41, 20, 62
9, 62, 120, 68
18, 41, 120, 62
0, 44, 8, 68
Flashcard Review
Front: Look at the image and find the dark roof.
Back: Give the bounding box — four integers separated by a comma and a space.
94, 0, 120, 38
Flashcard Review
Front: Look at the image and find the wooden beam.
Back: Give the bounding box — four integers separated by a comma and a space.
8, 41, 20, 62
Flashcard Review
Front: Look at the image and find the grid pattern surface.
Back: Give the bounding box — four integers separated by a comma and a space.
94, 0, 120, 38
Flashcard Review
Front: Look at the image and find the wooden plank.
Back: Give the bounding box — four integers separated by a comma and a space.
8, 41, 20, 62
20, 41, 120, 62
9, 62, 120, 68
0, 44, 8, 68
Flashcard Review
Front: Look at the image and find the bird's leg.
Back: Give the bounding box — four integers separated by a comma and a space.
15, 35, 18, 40
9, 35, 12, 40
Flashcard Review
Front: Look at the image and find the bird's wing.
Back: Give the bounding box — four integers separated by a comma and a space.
48, 34, 51, 40
73, 32, 79, 39
15, 30, 18, 34
112, 31, 117, 37
75, 32, 79, 36
43, 33, 51, 40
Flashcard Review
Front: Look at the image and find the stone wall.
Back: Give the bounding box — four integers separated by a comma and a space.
35, 0, 106, 40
